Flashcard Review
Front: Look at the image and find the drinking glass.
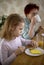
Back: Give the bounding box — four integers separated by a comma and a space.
36, 33, 44, 49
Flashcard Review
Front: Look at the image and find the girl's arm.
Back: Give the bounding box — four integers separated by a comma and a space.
20, 36, 32, 45
1, 43, 16, 65
21, 36, 38, 47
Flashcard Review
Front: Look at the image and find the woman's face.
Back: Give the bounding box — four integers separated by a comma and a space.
14, 22, 24, 37
27, 9, 39, 21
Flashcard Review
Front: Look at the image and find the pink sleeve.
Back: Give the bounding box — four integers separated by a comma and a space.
1, 41, 16, 65
20, 37, 32, 45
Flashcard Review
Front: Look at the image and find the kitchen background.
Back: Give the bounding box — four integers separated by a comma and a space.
0, 0, 44, 29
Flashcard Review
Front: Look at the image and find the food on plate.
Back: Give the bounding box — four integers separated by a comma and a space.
30, 49, 42, 54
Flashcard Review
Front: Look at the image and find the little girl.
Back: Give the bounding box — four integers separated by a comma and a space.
1, 14, 38, 65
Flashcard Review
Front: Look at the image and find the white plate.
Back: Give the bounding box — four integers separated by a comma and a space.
25, 47, 44, 56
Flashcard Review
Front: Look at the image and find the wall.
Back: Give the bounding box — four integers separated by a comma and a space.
0, 0, 44, 28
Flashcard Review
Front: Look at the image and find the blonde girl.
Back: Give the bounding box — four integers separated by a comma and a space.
1, 14, 38, 65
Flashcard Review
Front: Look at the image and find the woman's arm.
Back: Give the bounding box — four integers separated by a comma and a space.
1, 43, 16, 65
28, 17, 36, 38
28, 23, 35, 38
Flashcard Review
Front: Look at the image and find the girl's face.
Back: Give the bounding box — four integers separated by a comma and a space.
14, 22, 24, 37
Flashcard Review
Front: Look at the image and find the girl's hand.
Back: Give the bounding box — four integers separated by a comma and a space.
14, 46, 25, 56
18, 46, 25, 52
30, 40, 38, 48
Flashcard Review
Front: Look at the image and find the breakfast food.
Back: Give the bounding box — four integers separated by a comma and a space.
30, 49, 42, 54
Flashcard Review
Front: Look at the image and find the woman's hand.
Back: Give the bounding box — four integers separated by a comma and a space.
14, 46, 25, 56
31, 16, 36, 26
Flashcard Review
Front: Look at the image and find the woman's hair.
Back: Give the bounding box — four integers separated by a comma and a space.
24, 3, 39, 16
1, 13, 24, 40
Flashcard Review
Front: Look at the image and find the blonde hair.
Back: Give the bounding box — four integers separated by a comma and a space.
1, 14, 24, 41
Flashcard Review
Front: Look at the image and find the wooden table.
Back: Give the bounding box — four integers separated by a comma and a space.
10, 53, 44, 65
10, 29, 44, 65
